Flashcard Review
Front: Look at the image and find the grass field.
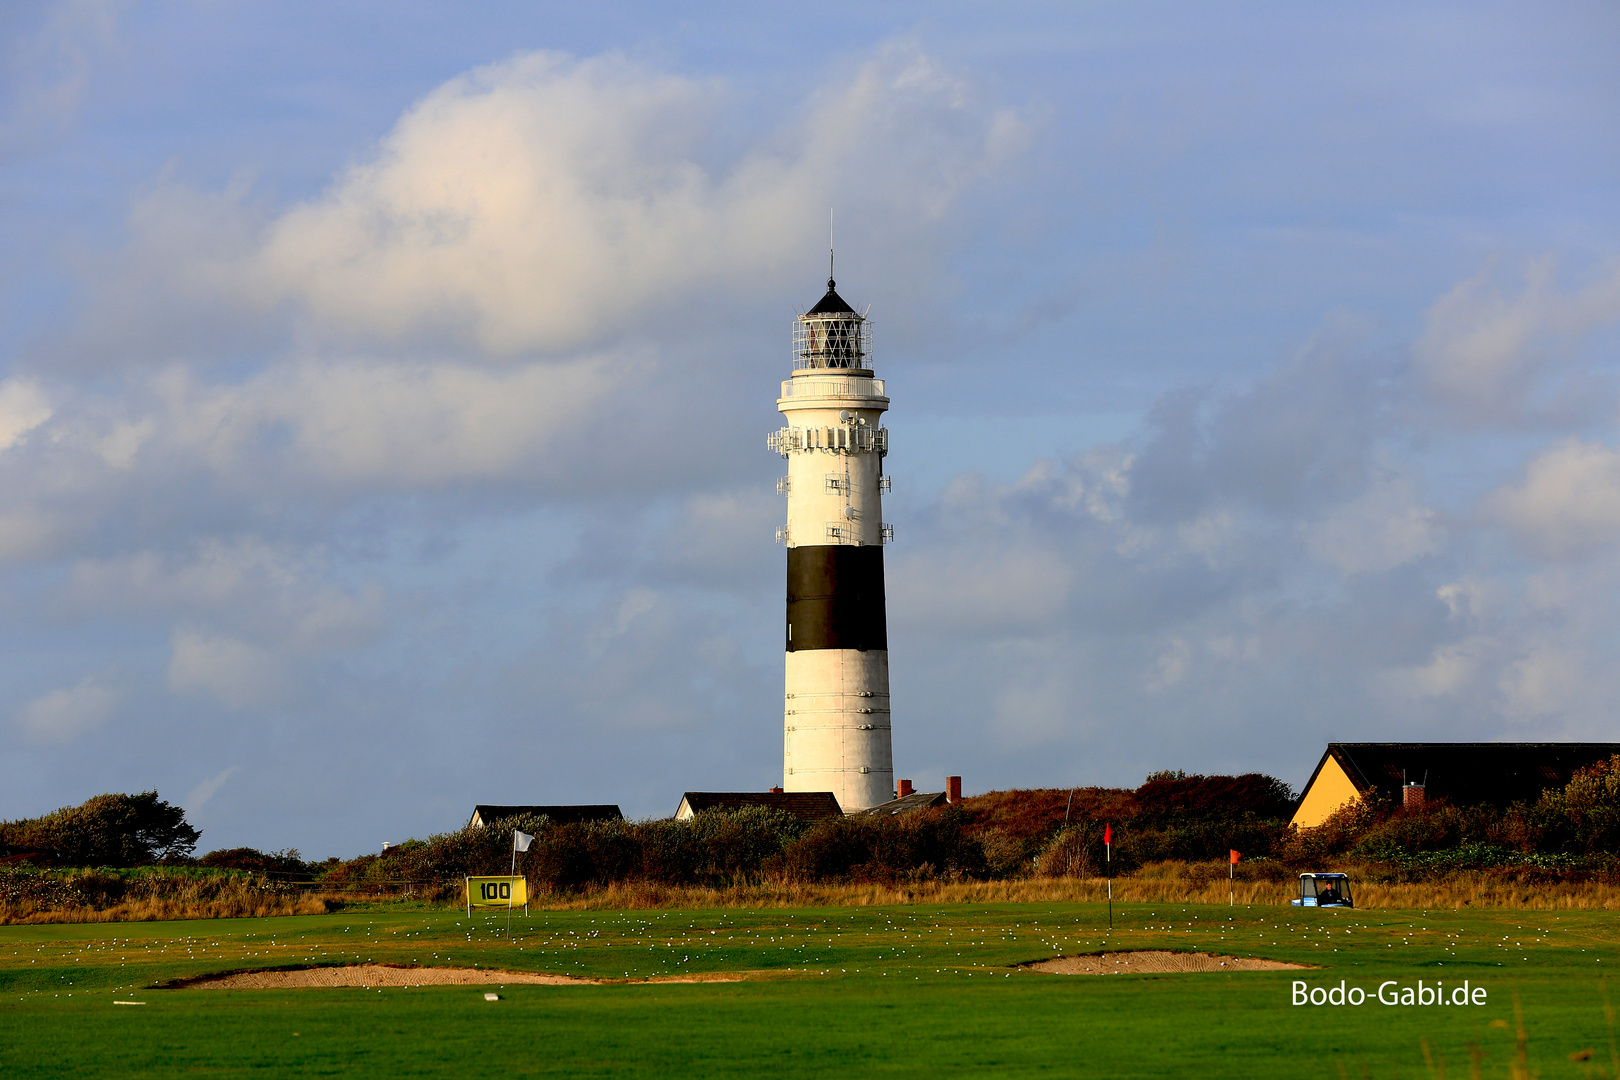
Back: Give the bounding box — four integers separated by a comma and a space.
5, 900, 1620, 1077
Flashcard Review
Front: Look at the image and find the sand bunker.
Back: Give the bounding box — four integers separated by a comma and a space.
176, 964, 751, 989
1021, 950, 1309, 975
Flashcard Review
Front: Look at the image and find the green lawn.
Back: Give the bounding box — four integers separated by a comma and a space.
3, 900, 1618, 1077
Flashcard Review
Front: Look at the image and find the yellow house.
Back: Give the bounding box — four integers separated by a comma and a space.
1292, 743, 1620, 828
1292, 750, 1366, 828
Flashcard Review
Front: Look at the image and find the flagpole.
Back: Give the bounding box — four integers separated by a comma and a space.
507, 830, 518, 941
1230, 858, 1234, 907
1105, 826, 1112, 932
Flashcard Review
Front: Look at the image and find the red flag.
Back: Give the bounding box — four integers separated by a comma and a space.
1103, 823, 1113, 846
1230, 849, 1241, 864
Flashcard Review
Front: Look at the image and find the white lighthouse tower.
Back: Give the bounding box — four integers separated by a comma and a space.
769, 272, 893, 812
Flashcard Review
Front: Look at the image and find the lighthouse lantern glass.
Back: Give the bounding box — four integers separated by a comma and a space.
793, 314, 871, 371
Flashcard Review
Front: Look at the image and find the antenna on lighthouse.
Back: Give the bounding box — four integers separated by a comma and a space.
829, 207, 835, 284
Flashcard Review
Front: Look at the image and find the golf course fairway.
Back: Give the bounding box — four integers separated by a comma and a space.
4, 901, 1618, 1077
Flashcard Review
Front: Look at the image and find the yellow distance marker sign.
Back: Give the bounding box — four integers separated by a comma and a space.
465, 876, 527, 909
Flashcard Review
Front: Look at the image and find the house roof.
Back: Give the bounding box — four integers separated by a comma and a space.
1305, 743, 1620, 807
467, 805, 622, 829
675, 792, 842, 821
859, 791, 948, 817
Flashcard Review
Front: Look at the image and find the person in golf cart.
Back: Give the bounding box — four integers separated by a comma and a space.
1292, 872, 1354, 908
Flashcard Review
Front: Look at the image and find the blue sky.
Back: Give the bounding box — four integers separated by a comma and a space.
3, 1, 1619, 857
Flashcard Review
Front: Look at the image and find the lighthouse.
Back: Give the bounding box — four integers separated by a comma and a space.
769, 273, 894, 813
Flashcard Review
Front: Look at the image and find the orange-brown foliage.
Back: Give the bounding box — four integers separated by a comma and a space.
956, 788, 1137, 846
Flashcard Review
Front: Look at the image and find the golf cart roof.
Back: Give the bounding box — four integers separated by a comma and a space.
1300, 873, 1349, 880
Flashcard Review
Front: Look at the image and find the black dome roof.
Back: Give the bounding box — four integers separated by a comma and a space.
806, 278, 856, 316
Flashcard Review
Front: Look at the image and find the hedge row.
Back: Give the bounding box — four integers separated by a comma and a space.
322, 806, 993, 891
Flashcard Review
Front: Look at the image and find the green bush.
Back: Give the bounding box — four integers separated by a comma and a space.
1350, 805, 1465, 859
318, 808, 810, 894
773, 808, 988, 883
195, 848, 312, 877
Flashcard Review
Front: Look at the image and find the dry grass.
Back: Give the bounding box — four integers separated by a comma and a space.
14, 859, 1620, 922
513, 865, 1620, 912
0, 894, 331, 925
523, 877, 1297, 911
0, 870, 336, 924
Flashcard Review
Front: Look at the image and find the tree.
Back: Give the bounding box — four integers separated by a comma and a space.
2, 791, 201, 867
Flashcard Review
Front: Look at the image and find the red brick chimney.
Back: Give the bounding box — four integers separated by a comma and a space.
946, 776, 962, 804
1403, 783, 1424, 810
769, 786, 783, 794
898, 779, 914, 798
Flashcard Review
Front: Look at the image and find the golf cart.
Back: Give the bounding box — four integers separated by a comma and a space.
1290, 872, 1354, 908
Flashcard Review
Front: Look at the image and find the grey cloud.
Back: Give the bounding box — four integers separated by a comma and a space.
876, 284, 1620, 791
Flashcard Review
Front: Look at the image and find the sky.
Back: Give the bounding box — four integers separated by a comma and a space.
3, 1, 1619, 858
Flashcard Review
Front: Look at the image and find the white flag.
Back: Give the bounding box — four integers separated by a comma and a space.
513, 830, 534, 853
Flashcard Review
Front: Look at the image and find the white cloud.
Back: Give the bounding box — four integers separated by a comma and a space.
93, 417, 154, 469
69, 539, 384, 649
1414, 258, 1620, 423
1487, 437, 1620, 559
115, 44, 1023, 356
0, 512, 54, 561
1387, 638, 1489, 699
185, 766, 238, 815
1498, 645, 1586, 721
0, 379, 52, 450
1146, 638, 1191, 690
519, 585, 765, 732
16, 675, 119, 743
0, 42, 1026, 579
652, 489, 780, 588
988, 651, 1081, 747
166, 630, 285, 710
890, 543, 1074, 635
157, 355, 631, 487
1306, 475, 1441, 574
1436, 580, 1488, 621
0, 0, 124, 149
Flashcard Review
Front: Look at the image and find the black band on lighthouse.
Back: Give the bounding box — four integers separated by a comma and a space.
786, 545, 888, 652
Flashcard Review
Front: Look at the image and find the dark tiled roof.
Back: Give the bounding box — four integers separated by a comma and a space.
806, 279, 856, 315
677, 792, 842, 821
468, 805, 622, 829
1312, 743, 1620, 807
859, 791, 948, 817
